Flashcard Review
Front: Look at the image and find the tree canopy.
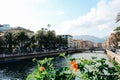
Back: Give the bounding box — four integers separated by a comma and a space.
0, 28, 68, 54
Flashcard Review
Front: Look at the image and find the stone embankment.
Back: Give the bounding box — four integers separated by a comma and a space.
106, 50, 120, 65
0, 49, 83, 63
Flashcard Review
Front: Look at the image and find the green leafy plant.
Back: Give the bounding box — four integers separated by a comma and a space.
27, 53, 120, 80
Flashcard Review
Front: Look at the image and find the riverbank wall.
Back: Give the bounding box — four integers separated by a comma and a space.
0, 49, 83, 63
106, 50, 120, 65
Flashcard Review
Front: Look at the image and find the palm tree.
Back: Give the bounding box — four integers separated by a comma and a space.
62, 38, 68, 49
56, 36, 68, 49
36, 28, 46, 51
15, 31, 29, 53
46, 30, 56, 50
4, 32, 15, 53
116, 12, 120, 22
29, 35, 36, 52
0, 36, 4, 53
56, 36, 62, 49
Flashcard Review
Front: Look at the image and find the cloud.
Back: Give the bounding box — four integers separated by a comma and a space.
56, 10, 64, 15
0, 0, 49, 32
58, 0, 120, 37
0, 0, 120, 37
98, 24, 109, 31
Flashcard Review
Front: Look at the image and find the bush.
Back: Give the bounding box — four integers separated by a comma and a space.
27, 53, 120, 80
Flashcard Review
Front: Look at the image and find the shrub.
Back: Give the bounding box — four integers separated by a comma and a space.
27, 53, 120, 80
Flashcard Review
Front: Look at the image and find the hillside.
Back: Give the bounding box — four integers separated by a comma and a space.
73, 35, 108, 43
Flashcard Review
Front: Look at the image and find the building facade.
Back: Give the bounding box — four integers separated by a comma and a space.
0, 24, 10, 32
73, 40, 81, 49
57, 35, 73, 48
80, 40, 94, 49
3, 27, 34, 38
95, 43, 102, 48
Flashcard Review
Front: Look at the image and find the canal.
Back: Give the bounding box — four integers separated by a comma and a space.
0, 51, 108, 80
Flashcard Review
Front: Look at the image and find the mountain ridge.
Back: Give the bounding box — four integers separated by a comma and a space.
73, 35, 108, 43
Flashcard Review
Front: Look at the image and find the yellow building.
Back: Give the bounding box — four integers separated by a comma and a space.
3, 27, 34, 38
0, 32, 4, 37
95, 43, 102, 48
73, 40, 81, 49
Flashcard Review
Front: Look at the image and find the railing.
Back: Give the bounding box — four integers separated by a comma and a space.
0, 49, 81, 62
0, 48, 105, 62
106, 49, 120, 65
0, 48, 105, 58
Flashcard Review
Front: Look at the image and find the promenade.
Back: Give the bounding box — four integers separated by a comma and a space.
1, 48, 119, 64
106, 50, 120, 65
0, 49, 83, 63
0, 51, 64, 62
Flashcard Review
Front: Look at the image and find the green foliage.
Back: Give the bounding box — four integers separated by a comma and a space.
27, 57, 56, 80
36, 28, 67, 50
59, 52, 66, 58
4, 32, 15, 53
27, 53, 120, 80
0, 28, 68, 54
114, 26, 120, 31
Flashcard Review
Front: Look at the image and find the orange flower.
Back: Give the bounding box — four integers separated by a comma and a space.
71, 61, 78, 72
71, 61, 77, 65
72, 63, 78, 71
39, 66, 45, 72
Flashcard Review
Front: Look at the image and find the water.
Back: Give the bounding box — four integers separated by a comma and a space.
70, 51, 108, 59
0, 51, 107, 80
0, 59, 36, 80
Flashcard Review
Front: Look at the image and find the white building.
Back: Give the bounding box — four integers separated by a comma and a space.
0, 24, 10, 31
57, 35, 73, 48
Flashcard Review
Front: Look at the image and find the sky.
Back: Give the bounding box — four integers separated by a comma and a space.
0, 0, 120, 38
